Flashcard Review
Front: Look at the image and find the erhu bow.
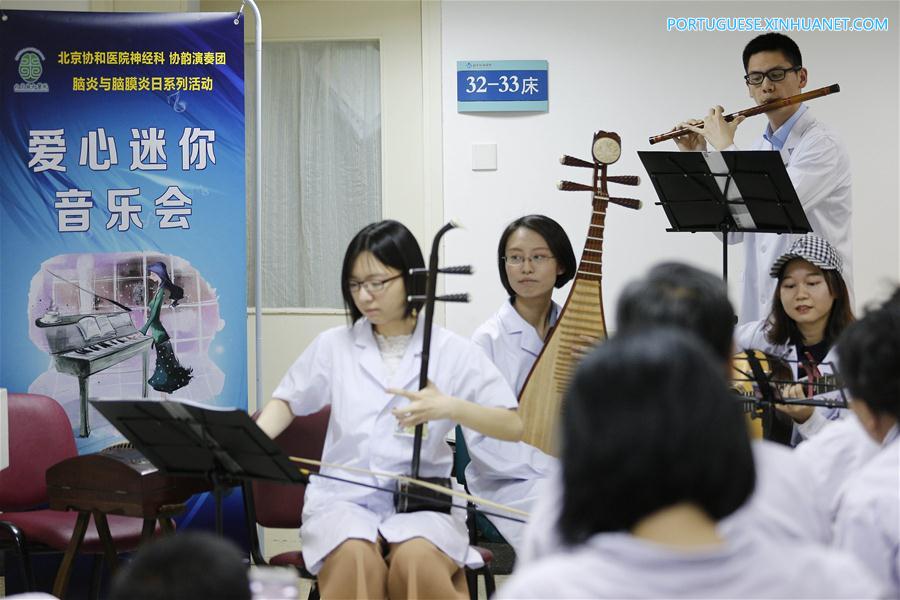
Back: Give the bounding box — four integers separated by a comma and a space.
288, 456, 527, 521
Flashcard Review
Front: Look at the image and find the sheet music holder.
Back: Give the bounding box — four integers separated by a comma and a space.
638, 150, 811, 282
91, 398, 306, 535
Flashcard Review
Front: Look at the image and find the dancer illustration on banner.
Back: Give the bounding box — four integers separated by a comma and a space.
141, 261, 193, 394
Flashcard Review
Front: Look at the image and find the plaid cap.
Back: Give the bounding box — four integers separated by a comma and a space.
770, 234, 843, 278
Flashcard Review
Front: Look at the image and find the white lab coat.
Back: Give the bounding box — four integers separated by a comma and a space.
272, 316, 518, 573
720, 439, 831, 544
794, 413, 880, 525
735, 319, 846, 441
500, 529, 885, 599
518, 439, 835, 566
464, 299, 560, 550
833, 426, 900, 597
724, 107, 853, 324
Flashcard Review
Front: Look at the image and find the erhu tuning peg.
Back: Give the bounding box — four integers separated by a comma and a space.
438, 265, 473, 275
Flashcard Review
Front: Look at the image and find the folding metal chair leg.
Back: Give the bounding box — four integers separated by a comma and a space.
483, 564, 496, 598
1, 522, 36, 592
307, 579, 320, 600
465, 568, 478, 600
19, 545, 36, 592
89, 554, 104, 600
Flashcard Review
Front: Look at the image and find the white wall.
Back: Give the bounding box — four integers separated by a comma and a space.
442, 0, 899, 336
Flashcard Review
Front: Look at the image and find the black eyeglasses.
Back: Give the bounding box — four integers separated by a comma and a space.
348, 274, 403, 295
744, 66, 802, 86
502, 254, 556, 267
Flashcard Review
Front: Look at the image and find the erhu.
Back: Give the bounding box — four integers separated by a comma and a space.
394, 221, 473, 513
648, 84, 840, 145
517, 131, 641, 456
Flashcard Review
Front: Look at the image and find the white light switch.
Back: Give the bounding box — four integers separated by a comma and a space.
472, 143, 497, 171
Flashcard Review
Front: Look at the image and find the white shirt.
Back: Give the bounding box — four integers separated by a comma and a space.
519, 439, 834, 565
462, 299, 560, 549
833, 425, 900, 597
272, 316, 517, 572
794, 413, 880, 525
466, 299, 559, 488
500, 529, 885, 599
725, 108, 853, 323
735, 319, 846, 441
720, 439, 831, 544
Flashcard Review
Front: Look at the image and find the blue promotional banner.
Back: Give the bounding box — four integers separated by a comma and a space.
0, 10, 247, 457
457, 59, 549, 112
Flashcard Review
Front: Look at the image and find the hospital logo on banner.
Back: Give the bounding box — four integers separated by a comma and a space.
13, 46, 49, 93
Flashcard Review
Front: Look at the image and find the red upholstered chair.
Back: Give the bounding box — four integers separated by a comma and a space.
243, 407, 331, 600
0, 393, 150, 594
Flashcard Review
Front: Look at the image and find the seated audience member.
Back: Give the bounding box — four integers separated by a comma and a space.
793, 413, 879, 527
831, 293, 900, 596
465, 214, 577, 550
499, 329, 882, 599
518, 262, 830, 565
735, 234, 854, 442
109, 532, 251, 600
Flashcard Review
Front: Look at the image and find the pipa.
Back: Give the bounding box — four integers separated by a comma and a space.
517, 131, 641, 455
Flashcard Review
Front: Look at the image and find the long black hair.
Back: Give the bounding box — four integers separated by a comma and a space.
340, 220, 426, 323
148, 261, 184, 307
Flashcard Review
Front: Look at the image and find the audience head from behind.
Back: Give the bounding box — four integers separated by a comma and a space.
558, 328, 755, 545
109, 531, 251, 600
615, 262, 736, 366
836, 288, 900, 444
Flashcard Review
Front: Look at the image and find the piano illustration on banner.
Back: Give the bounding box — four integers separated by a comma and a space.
35, 272, 152, 438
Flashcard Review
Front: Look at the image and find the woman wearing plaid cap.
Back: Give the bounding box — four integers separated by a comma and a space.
735, 234, 855, 444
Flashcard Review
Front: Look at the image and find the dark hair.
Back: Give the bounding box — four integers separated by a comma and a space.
497, 215, 577, 298
340, 220, 426, 323
616, 262, 736, 362
148, 261, 185, 307
742, 32, 802, 71
766, 262, 855, 347
836, 292, 900, 421
886, 286, 900, 309
109, 532, 250, 600
559, 329, 755, 544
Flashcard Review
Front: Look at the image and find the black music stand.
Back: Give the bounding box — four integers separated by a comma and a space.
91, 398, 306, 535
637, 150, 811, 282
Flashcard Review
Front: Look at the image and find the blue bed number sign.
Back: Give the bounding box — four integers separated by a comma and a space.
456, 60, 548, 113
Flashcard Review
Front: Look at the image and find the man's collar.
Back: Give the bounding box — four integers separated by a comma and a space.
763, 103, 807, 151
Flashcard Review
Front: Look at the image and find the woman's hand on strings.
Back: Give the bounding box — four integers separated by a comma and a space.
774, 383, 815, 423
569, 334, 601, 362
388, 382, 459, 428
